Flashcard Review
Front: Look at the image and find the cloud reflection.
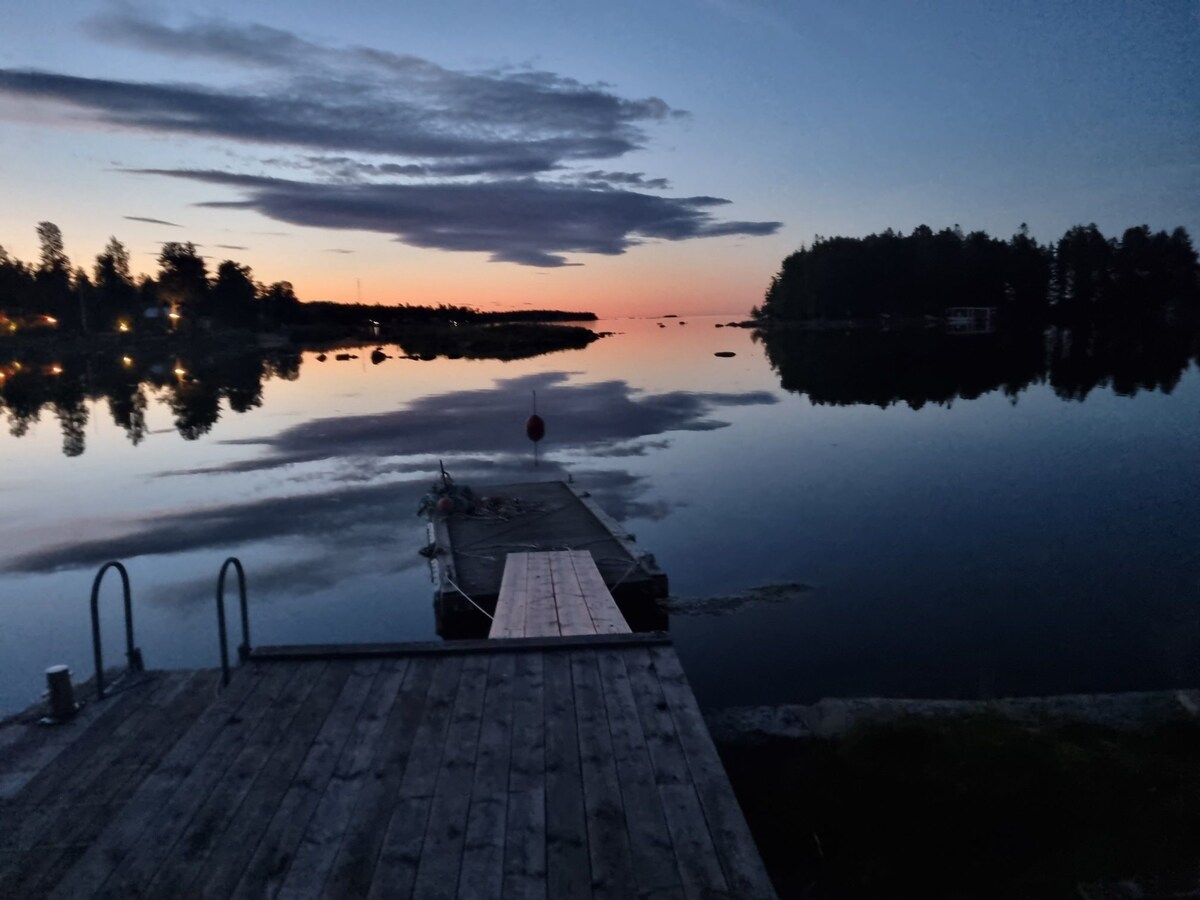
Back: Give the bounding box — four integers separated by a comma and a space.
2, 374, 771, 578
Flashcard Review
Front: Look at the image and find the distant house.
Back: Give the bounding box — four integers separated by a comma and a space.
945, 306, 997, 334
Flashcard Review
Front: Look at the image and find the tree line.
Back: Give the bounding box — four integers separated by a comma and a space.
0, 223, 303, 335
756, 223, 1199, 322
0, 222, 598, 339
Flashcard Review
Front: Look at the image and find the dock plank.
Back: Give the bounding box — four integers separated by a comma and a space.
368, 655, 465, 900
227, 662, 378, 900
551, 552, 595, 637
323, 658, 437, 900
144, 661, 334, 898
524, 553, 560, 638
93, 663, 308, 898
503, 652, 546, 900
410, 653, 490, 900
47, 666, 267, 900
571, 551, 632, 636
649, 646, 776, 899
570, 651, 637, 900
185, 661, 353, 900
595, 650, 683, 896
457, 652, 516, 900
276, 660, 397, 899
0, 671, 203, 898
490, 552, 529, 638
543, 651, 591, 900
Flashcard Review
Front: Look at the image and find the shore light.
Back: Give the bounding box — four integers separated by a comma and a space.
50, 365, 63, 375
174, 366, 186, 377
122, 356, 134, 367
118, 321, 130, 333
44, 316, 58, 325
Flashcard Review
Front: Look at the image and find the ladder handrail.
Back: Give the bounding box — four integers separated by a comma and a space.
90, 561, 144, 699
216, 557, 253, 686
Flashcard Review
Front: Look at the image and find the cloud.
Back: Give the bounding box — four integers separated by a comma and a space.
2, 9, 676, 175
325, 248, 354, 254
576, 170, 672, 190
129, 168, 781, 266
0, 11, 782, 266
123, 215, 181, 227
215, 243, 248, 250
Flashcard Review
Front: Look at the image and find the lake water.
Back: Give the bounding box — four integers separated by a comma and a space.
2, 316, 1198, 715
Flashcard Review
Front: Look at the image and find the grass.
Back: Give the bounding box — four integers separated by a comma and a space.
717, 715, 1200, 898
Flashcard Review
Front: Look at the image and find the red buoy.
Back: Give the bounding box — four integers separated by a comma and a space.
526, 414, 545, 442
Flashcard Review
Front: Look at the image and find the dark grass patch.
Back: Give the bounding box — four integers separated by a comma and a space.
717, 715, 1200, 898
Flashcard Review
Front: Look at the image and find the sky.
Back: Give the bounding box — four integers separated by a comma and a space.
0, 0, 1196, 317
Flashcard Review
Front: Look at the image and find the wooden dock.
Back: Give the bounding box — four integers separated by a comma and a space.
0, 638, 776, 899
428, 481, 668, 638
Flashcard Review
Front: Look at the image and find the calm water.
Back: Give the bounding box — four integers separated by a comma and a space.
2, 316, 1198, 715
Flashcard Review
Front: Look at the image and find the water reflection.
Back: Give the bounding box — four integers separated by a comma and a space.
757, 317, 1200, 407
0, 344, 300, 456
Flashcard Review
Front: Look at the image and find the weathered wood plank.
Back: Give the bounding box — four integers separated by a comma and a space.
410, 653, 490, 900
542, 651, 591, 900
503, 651, 546, 900
0, 673, 162, 820
92, 663, 310, 898
524, 553, 560, 638
657, 784, 729, 899
275, 660, 399, 899
570, 651, 637, 900
550, 552, 595, 637
623, 649, 690, 787
571, 552, 631, 635
323, 658, 437, 900
367, 655, 466, 900
595, 649, 682, 896
0, 671, 204, 898
649, 647, 776, 899
489, 552, 529, 639
0, 671, 195, 858
47, 666, 267, 900
226, 662, 378, 900
0, 672, 159, 802
185, 661, 354, 900
456, 653, 516, 900
144, 661, 335, 898
5, 672, 223, 899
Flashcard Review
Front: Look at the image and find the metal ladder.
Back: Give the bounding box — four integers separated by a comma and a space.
90, 561, 145, 699
88, 556, 254, 697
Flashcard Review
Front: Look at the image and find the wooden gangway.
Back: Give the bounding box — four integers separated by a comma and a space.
490, 550, 631, 639
0, 640, 777, 898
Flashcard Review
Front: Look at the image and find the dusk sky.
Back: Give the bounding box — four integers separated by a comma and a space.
1, 1, 1196, 316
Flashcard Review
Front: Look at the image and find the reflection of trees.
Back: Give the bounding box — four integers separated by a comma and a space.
50, 372, 89, 457
2, 368, 47, 437
759, 314, 1199, 408
1, 344, 281, 455
168, 377, 222, 440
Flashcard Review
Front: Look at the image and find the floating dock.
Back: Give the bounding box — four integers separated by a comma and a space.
427, 481, 668, 638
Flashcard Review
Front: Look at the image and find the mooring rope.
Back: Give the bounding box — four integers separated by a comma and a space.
444, 574, 494, 621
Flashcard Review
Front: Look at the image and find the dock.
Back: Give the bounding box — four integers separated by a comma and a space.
427, 481, 668, 638
0, 552, 777, 898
